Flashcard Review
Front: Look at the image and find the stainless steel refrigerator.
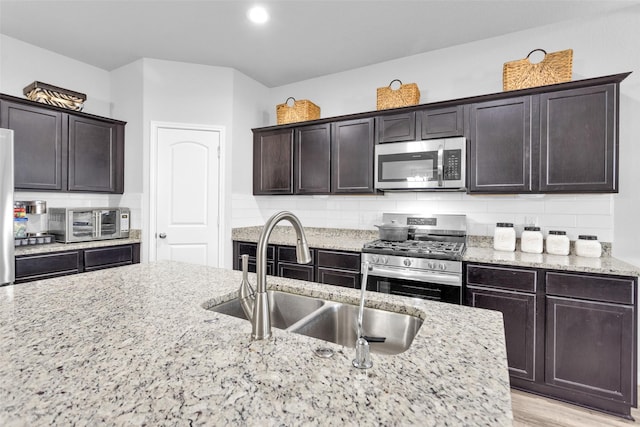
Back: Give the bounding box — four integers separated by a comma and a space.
1, 128, 15, 286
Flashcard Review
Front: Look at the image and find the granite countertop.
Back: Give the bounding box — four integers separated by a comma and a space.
233, 226, 640, 277
0, 261, 512, 426
14, 230, 142, 256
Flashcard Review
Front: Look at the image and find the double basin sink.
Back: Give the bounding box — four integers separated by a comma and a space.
206, 291, 423, 355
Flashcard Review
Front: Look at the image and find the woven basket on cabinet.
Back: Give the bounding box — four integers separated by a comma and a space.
503, 49, 573, 91
276, 97, 320, 124
376, 79, 420, 110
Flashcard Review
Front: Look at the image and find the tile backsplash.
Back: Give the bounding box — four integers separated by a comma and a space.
232, 192, 614, 243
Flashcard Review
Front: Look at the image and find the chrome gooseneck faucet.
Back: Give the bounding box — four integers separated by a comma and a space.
239, 211, 311, 340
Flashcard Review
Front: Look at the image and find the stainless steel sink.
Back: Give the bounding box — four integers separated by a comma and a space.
290, 303, 423, 355
207, 291, 422, 354
207, 290, 324, 329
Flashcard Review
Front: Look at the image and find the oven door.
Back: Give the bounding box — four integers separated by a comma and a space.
366, 274, 462, 304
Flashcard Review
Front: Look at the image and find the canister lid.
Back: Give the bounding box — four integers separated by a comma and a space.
496, 223, 514, 228
578, 235, 598, 240
548, 230, 566, 235
524, 226, 541, 231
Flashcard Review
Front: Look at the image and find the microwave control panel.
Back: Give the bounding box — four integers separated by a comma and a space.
443, 149, 462, 180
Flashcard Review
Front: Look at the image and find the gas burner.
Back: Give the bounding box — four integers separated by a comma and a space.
362, 239, 466, 261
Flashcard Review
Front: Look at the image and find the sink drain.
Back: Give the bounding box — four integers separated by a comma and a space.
313, 347, 335, 358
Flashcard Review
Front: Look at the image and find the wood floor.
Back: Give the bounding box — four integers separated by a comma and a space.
512, 389, 639, 426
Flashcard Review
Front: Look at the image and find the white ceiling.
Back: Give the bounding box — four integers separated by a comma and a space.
1, 0, 638, 87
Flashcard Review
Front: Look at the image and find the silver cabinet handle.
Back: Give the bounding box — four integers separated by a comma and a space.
158, 233, 167, 239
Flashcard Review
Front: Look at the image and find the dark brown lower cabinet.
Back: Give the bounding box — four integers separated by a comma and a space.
316, 249, 361, 289
14, 243, 140, 284
232, 241, 360, 288
15, 250, 81, 283
465, 263, 637, 419
466, 264, 539, 382
233, 241, 275, 276
277, 246, 315, 281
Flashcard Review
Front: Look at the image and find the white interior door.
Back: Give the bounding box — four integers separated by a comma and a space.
155, 126, 220, 266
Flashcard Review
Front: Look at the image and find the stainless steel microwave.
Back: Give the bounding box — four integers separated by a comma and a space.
48, 208, 130, 243
375, 137, 466, 191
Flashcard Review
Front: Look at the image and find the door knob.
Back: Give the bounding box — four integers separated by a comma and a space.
158, 233, 167, 239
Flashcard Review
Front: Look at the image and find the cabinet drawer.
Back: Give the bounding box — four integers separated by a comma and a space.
236, 242, 274, 260
277, 246, 315, 264
15, 251, 80, 281
318, 267, 360, 289
278, 263, 315, 282
84, 245, 133, 270
466, 264, 537, 292
317, 249, 361, 271
546, 272, 635, 305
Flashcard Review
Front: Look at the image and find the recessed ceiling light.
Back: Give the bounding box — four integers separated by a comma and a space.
247, 6, 269, 24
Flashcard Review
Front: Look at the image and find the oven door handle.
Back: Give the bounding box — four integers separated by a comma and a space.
364, 265, 461, 287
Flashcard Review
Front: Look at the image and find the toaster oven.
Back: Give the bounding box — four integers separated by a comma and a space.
48, 207, 130, 243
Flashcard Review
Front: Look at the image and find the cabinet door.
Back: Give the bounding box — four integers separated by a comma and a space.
545, 296, 634, 405
539, 84, 616, 192
468, 97, 535, 193
466, 264, 539, 381
376, 112, 416, 143
253, 129, 294, 195
467, 286, 537, 381
294, 124, 331, 194
1, 100, 65, 191
68, 115, 124, 193
418, 106, 464, 139
331, 118, 375, 193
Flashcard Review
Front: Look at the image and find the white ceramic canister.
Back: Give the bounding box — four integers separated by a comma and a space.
546, 230, 570, 256
521, 226, 543, 254
494, 223, 516, 252
575, 235, 602, 258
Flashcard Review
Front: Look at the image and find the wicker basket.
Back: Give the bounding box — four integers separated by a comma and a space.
376, 79, 420, 110
23, 81, 86, 111
276, 97, 320, 125
503, 49, 573, 91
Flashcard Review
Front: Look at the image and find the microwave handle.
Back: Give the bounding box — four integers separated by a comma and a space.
93, 211, 100, 238
437, 144, 444, 187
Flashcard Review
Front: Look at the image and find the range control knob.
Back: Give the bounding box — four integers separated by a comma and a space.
381, 256, 389, 265
403, 258, 412, 267
371, 255, 379, 264
439, 263, 447, 271
427, 261, 436, 270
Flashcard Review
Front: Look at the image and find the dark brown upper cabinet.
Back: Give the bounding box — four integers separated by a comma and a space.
294, 124, 331, 194
375, 106, 463, 144
331, 118, 375, 194
376, 112, 416, 143
468, 78, 623, 194
468, 96, 535, 193
253, 128, 294, 195
254, 118, 375, 195
1, 99, 65, 190
0, 94, 126, 194
68, 115, 124, 193
539, 84, 616, 192
418, 105, 464, 139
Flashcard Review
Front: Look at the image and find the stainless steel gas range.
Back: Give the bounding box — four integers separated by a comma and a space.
362, 213, 466, 304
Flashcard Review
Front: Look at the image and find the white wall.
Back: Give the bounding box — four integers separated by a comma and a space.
233, 6, 640, 267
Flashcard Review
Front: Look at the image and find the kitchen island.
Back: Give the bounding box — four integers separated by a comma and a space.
0, 261, 512, 425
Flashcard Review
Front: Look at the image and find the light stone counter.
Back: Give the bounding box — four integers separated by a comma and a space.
14, 230, 142, 256
0, 261, 512, 426
233, 227, 640, 277
464, 247, 640, 277
232, 226, 378, 252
